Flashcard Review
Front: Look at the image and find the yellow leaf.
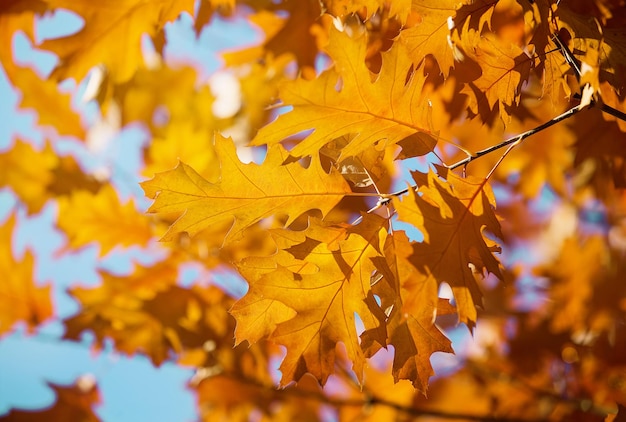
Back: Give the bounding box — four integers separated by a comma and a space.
223, 0, 323, 71
0, 214, 53, 336
365, 231, 454, 393
117, 65, 215, 133
0, 140, 57, 214
0, 0, 45, 84
231, 216, 388, 386
252, 27, 437, 160
39, 0, 195, 83
12, 66, 84, 138
57, 185, 152, 256
64, 264, 227, 365
321, 0, 383, 19
141, 133, 352, 244
194, 0, 234, 36
143, 120, 219, 182
458, 33, 533, 123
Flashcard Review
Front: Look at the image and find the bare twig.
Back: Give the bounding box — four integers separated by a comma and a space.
381, 101, 591, 203
553, 32, 626, 122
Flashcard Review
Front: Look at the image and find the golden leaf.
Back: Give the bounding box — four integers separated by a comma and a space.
251, 27, 437, 160
0, 214, 53, 336
57, 185, 152, 256
141, 134, 352, 244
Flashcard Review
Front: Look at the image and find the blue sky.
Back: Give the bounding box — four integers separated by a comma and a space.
0, 7, 258, 421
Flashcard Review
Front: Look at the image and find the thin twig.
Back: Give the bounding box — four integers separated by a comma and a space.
553, 32, 626, 122
381, 101, 591, 203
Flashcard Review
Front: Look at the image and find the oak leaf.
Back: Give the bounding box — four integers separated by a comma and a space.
0, 140, 103, 214
458, 32, 533, 123
251, 27, 437, 161
231, 216, 388, 386
143, 120, 219, 182
0, 140, 56, 214
38, 0, 195, 83
394, 166, 502, 328
224, 0, 323, 72
12, 66, 84, 138
366, 231, 454, 392
56, 185, 152, 257
399, 0, 498, 77
0, 214, 53, 336
116, 65, 216, 134
63, 263, 226, 365
0, 378, 101, 422
141, 134, 351, 244
0, 0, 45, 84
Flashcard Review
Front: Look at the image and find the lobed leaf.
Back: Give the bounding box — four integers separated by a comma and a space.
252, 27, 438, 161
141, 134, 352, 244
394, 166, 503, 328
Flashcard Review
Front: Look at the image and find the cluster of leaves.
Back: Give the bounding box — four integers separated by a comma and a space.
2, 0, 626, 420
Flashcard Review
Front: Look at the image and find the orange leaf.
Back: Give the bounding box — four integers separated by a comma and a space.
458, 33, 533, 123
12, 66, 84, 138
39, 0, 195, 83
0, 377, 101, 422
141, 134, 351, 244
56, 185, 152, 256
394, 166, 502, 328
0, 140, 57, 214
0, 214, 53, 336
0, 0, 45, 84
252, 27, 437, 160
231, 216, 388, 386
399, 0, 497, 77
368, 231, 454, 393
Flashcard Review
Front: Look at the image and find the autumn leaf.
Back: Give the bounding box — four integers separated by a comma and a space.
394, 166, 502, 327
0, 140, 104, 214
0, 377, 101, 422
0, 140, 57, 214
0, 214, 53, 336
0, 0, 45, 84
251, 27, 437, 160
142, 120, 220, 182
4, 0, 626, 418
321, 0, 381, 18
231, 216, 388, 386
194, 0, 234, 37
63, 263, 226, 365
12, 66, 84, 138
56, 185, 153, 257
141, 133, 352, 244
458, 32, 533, 123
366, 231, 454, 392
38, 0, 195, 83
116, 65, 216, 134
399, 0, 498, 77
223, 0, 323, 72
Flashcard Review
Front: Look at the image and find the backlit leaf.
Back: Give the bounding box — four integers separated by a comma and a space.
141, 134, 352, 244
394, 166, 503, 327
252, 27, 437, 160
0, 214, 53, 336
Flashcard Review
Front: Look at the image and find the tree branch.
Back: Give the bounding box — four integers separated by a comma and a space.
381, 101, 591, 203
